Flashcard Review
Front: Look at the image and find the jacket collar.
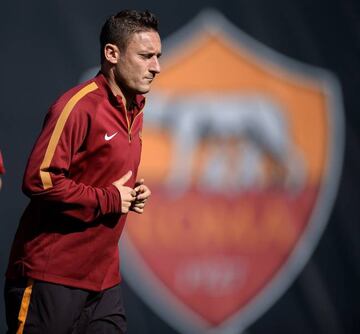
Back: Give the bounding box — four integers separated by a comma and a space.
94, 72, 145, 112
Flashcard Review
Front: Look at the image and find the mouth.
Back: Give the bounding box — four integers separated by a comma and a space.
143, 79, 153, 86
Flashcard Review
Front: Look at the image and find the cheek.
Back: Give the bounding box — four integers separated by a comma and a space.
118, 59, 134, 78
133, 65, 147, 84
118, 58, 146, 86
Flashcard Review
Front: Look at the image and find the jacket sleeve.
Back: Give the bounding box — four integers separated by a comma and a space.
0, 151, 5, 174
22, 93, 122, 223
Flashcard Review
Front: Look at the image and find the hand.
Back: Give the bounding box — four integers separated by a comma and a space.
112, 171, 136, 214
130, 178, 151, 214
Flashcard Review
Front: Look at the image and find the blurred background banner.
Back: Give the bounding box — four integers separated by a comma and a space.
0, 1, 358, 334
120, 10, 344, 334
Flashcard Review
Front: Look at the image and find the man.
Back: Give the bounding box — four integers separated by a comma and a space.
5, 10, 161, 333
0, 150, 5, 190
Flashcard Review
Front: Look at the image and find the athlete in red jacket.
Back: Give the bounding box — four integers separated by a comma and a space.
5, 10, 161, 334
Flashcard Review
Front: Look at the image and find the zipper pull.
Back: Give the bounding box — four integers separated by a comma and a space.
128, 132, 132, 142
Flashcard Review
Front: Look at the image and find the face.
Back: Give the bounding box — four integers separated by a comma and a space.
114, 30, 161, 96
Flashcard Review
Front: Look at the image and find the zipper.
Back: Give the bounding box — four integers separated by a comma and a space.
125, 109, 144, 143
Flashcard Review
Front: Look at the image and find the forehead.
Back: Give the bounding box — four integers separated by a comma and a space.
126, 30, 161, 52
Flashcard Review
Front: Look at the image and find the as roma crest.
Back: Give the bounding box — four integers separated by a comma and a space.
121, 9, 344, 334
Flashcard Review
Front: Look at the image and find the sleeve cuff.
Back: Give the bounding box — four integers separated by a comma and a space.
105, 184, 121, 213
98, 184, 122, 214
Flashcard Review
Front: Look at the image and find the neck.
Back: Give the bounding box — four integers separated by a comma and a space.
101, 65, 135, 110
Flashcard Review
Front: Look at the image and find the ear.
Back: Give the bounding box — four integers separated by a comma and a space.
104, 43, 120, 64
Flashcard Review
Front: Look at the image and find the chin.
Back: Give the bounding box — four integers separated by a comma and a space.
137, 86, 151, 94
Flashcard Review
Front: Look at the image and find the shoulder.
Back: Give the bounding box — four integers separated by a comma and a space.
50, 78, 103, 116
40, 78, 105, 132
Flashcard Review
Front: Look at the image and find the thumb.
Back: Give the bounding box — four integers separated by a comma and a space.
117, 170, 132, 185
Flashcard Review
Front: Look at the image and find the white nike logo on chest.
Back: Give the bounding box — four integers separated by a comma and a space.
104, 132, 118, 141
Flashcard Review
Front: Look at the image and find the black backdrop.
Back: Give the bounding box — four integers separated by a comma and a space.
0, 1, 359, 333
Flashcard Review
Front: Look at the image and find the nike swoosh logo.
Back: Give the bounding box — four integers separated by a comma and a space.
104, 132, 118, 141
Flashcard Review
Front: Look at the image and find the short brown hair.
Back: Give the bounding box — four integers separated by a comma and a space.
100, 9, 159, 62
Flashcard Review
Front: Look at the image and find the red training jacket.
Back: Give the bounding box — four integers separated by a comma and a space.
6, 73, 145, 291
0, 150, 5, 174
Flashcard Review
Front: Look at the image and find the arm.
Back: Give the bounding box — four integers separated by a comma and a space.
22, 97, 121, 223
0, 150, 5, 191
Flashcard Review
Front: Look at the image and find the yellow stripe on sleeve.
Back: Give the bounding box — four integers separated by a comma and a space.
16, 278, 34, 334
39, 82, 98, 189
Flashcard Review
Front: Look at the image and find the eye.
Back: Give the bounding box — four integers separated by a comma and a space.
140, 54, 152, 59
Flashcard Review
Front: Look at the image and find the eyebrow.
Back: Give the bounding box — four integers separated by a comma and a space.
139, 51, 162, 57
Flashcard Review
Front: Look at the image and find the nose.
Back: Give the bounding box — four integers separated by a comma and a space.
150, 57, 161, 74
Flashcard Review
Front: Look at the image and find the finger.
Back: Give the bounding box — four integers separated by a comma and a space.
134, 178, 145, 187
133, 206, 144, 214
136, 184, 150, 195
134, 185, 142, 193
135, 185, 148, 195
117, 170, 132, 185
136, 190, 151, 200
133, 202, 145, 209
